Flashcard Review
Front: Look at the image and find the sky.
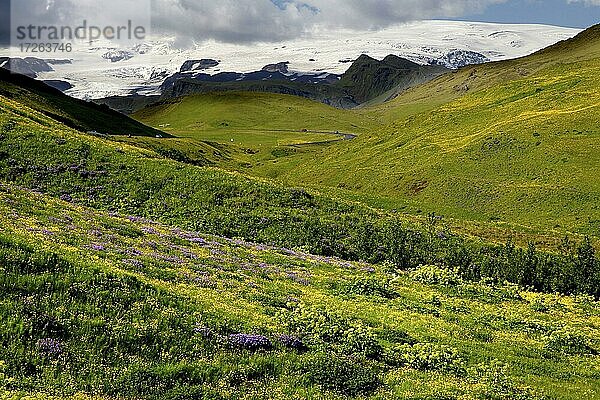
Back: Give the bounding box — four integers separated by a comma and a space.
0, 0, 598, 46
459, 0, 600, 28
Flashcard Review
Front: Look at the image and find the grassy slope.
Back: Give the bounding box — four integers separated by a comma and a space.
129, 26, 600, 239
129, 94, 577, 247
4, 80, 600, 290
133, 91, 384, 171
245, 25, 600, 235
134, 91, 379, 138
0, 68, 167, 137
1, 184, 599, 400
1, 35, 600, 400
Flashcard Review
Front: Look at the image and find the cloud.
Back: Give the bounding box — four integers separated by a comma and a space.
1, 0, 597, 47
0, 0, 9, 46
151, 0, 510, 44
567, 0, 600, 5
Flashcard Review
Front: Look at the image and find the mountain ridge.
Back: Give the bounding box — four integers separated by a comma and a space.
101, 54, 449, 113
0, 68, 168, 137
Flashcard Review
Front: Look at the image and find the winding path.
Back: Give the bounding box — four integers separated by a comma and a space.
240, 128, 358, 146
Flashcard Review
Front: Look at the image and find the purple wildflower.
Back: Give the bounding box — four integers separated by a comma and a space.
37, 338, 64, 357
193, 325, 213, 338
141, 226, 159, 235
89, 244, 105, 251
59, 194, 72, 202
228, 334, 272, 351
123, 259, 143, 269
160, 254, 184, 264
179, 248, 198, 260
125, 248, 143, 256
281, 248, 301, 257
285, 272, 310, 286
189, 237, 208, 245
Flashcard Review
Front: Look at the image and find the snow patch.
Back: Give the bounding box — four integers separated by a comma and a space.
1, 20, 580, 99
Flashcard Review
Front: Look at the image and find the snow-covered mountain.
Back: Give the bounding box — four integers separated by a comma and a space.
0, 20, 581, 100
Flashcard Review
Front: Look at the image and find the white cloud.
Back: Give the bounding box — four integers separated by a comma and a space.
150, 0, 510, 44
567, 0, 600, 5
3, 0, 597, 47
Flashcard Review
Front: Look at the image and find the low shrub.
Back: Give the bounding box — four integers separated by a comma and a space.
280, 303, 382, 359
302, 353, 381, 397
275, 334, 306, 351
385, 343, 465, 374
339, 276, 398, 299
411, 265, 462, 286
543, 329, 595, 355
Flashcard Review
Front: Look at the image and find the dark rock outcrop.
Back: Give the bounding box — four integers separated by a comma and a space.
180, 59, 220, 72
0, 57, 55, 77
262, 61, 290, 74
42, 80, 73, 92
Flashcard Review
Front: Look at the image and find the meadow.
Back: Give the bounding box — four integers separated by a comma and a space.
1, 92, 599, 298
1, 23, 600, 400
0, 184, 599, 400
134, 26, 600, 239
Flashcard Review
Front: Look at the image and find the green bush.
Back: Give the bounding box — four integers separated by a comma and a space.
543, 329, 595, 355
302, 353, 381, 397
386, 343, 465, 374
411, 265, 462, 286
280, 303, 382, 359
339, 276, 398, 299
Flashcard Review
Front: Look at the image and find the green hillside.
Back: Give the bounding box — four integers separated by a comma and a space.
0, 68, 167, 137
2, 22, 600, 400
134, 91, 377, 138
235, 25, 600, 235
1, 183, 599, 400
133, 92, 382, 168
131, 25, 600, 238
